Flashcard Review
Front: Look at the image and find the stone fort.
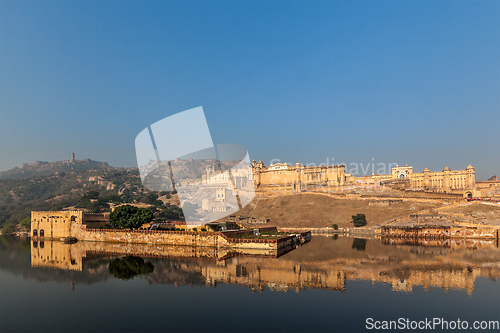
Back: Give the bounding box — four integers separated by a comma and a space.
251, 160, 500, 198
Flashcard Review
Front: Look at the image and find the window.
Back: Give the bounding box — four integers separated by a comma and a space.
40, 229, 45, 237
33, 229, 38, 237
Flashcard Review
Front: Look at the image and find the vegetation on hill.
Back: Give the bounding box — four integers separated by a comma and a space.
0, 163, 185, 227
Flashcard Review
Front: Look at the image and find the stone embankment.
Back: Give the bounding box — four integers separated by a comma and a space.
382, 225, 499, 239
32, 224, 311, 252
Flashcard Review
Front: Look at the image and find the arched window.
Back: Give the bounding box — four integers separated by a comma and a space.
40, 229, 45, 237
40, 241, 44, 249
33, 229, 38, 237
33, 241, 38, 248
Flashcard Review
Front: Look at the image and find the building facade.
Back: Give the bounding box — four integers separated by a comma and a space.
251, 160, 497, 198
31, 211, 109, 239
251, 160, 346, 192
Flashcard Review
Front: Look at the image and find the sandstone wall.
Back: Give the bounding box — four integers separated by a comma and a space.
382, 226, 499, 239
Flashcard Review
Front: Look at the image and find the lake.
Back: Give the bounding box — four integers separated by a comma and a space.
1, 235, 498, 332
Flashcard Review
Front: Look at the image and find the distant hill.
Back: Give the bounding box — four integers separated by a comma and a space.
0, 159, 114, 180
0, 165, 147, 227
0, 157, 190, 228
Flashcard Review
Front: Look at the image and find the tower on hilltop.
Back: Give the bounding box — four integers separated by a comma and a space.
71, 153, 75, 161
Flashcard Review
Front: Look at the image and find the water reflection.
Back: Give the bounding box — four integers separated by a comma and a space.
108, 256, 154, 280
10, 236, 500, 295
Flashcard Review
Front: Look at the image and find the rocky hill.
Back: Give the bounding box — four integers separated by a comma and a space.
0, 166, 147, 226
0, 158, 114, 180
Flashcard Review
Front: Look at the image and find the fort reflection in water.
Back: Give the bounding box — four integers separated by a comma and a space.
30, 236, 500, 295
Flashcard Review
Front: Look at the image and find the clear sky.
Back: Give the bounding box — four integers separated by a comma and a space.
1, 0, 499, 179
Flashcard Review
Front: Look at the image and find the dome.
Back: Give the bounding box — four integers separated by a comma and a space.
466, 164, 474, 170
423, 167, 430, 172
443, 166, 451, 171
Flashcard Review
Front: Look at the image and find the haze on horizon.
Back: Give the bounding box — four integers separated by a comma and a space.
1, 1, 499, 180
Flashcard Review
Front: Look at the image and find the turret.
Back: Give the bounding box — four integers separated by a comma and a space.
466, 165, 475, 188
422, 167, 430, 188
442, 166, 451, 192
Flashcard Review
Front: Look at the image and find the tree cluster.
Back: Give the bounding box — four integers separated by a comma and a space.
108, 205, 154, 230
351, 213, 367, 227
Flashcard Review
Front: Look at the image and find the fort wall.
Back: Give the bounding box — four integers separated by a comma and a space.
382, 226, 499, 239
252, 161, 500, 199
31, 211, 310, 250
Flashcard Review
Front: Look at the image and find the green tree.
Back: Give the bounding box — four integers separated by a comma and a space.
108, 256, 154, 280
20, 216, 31, 230
160, 206, 183, 219
108, 205, 154, 229
351, 213, 367, 227
141, 193, 159, 205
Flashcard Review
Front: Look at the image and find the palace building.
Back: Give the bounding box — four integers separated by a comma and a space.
251, 160, 500, 199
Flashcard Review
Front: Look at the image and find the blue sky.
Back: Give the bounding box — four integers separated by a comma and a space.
1, 0, 499, 179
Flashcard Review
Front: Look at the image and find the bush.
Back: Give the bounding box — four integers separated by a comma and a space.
331, 224, 338, 230
192, 228, 197, 231
351, 213, 367, 227
201, 228, 207, 232
175, 228, 181, 231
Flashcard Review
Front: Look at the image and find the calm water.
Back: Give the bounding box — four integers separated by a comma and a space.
1, 235, 499, 332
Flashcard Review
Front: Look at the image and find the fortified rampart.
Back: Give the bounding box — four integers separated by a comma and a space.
31, 211, 311, 251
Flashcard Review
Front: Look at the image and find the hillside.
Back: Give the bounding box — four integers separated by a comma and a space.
0, 167, 138, 225
235, 193, 440, 228
0, 159, 113, 180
